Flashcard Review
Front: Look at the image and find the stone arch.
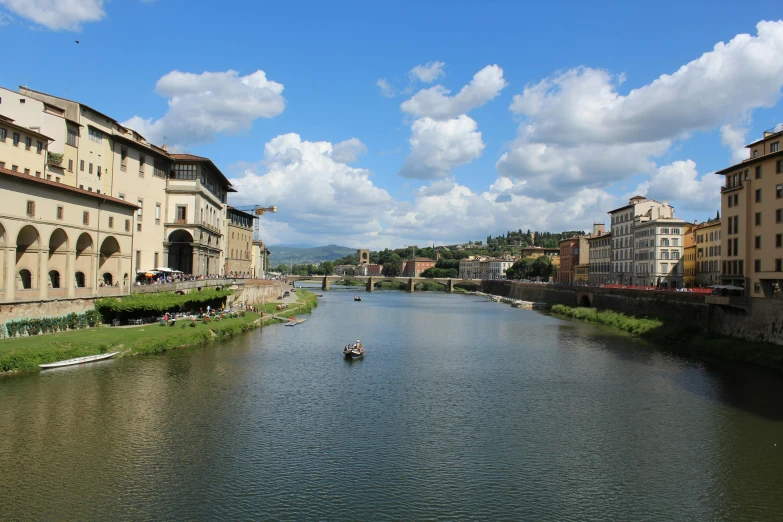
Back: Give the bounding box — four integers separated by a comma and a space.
0, 221, 6, 293
48, 270, 61, 288
0, 220, 6, 247
75, 271, 86, 288
168, 229, 194, 274
579, 294, 591, 307
15, 225, 41, 290
123, 273, 129, 287
18, 268, 32, 289
75, 233, 94, 289
99, 236, 121, 286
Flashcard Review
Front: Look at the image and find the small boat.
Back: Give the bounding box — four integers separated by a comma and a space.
343, 343, 365, 359
317, 294, 323, 297
39, 352, 119, 369
285, 321, 297, 326
353, 296, 362, 301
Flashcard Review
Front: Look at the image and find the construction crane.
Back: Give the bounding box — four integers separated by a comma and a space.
233, 205, 278, 241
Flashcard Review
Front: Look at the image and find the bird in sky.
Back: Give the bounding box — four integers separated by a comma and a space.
74, 40, 79, 44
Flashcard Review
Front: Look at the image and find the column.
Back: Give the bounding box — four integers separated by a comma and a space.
366, 277, 374, 292
408, 278, 415, 293
39, 249, 49, 300
446, 278, 454, 293
5, 248, 15, 301
322, 276, 330, 291
67, 250, 76, 298
91, 252, 98, 295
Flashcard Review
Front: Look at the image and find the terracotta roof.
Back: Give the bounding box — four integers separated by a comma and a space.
170, 153, 208, 161
0, 166, 139, 209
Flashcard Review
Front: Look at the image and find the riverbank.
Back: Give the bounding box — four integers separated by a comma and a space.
0, 290, 319, 374
549, 304, 783, 371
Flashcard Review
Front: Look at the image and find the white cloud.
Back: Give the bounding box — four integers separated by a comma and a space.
498, 21, 783, 197
331, 138, 367, 164
720, 124, 750, 163
0, 0, 105, 30
229, 134, 394, 246
409, 61, 446, 83
631, 160, 724, 213
401, 64, 507, 120
376, 78, 395, 98
123, 69, 285, 148
398, 115, 485, 179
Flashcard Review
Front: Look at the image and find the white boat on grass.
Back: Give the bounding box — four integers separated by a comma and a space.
39, 352, 119, 369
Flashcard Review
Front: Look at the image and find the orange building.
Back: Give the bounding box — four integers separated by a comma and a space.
402, 258, 436, 277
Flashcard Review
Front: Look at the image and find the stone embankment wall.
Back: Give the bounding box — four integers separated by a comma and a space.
234, 280, 287, 307
481, 281, 783, 346
0, 297, 97, 326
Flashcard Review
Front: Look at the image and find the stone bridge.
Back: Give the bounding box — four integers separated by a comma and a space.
287, 275, 482, 293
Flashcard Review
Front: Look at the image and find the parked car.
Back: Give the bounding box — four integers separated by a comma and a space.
284, 291, 290, 297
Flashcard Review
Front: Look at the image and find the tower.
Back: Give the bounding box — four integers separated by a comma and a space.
356, 249, 370, 265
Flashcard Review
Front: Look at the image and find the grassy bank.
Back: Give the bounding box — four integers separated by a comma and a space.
550, 304, 783, 371
0, 290, 320, 374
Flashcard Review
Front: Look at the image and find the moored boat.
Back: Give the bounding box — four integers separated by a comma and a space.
39, 352, 119, 369
354, 296, 362, 301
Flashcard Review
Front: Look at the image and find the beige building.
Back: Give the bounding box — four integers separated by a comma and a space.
695, 220, 721, 287
250, 240, 269, 278
716, 124, 783, 297
0, 115, 52, 180
226, 207, 255, 277
610, 196, 674, 285
587, 231, 611, 285
632, 216, 688, 289
0, 166, 136, 302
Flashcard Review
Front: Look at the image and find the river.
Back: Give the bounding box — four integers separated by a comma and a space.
1, 289, 782, 520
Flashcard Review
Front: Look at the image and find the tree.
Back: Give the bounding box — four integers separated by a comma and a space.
382, 253, 402, 277
321, 261, 334, 275
531, 255, 553, 280
506, 258, 535, 280
275, 264, 291, 274
421, 267, 458, 278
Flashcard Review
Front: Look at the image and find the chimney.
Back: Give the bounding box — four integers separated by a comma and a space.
162, 144, 168, 151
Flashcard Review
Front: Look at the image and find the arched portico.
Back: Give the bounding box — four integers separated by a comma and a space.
99, 236, 121, 290
48, 228, 69, 294
0, 221, 6, 298
75, 233, 94, 294
15, 225, 41, 296
168, 229, 194, 274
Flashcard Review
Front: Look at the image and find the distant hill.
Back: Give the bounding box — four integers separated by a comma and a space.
268, 244, 356, 265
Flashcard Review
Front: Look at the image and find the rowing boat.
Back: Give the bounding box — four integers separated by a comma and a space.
39, 352, 119, 369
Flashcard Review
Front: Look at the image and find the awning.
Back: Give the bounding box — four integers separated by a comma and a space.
710, 284, 745, 290
155, 267, 173, 273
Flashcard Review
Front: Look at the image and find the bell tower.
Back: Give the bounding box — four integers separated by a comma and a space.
357, 249, 370, 265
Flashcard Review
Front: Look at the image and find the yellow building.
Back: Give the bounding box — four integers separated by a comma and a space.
226, 207, 255, 277
0, 115, 51, 179
716, 124, 783, 297
573, 264, 589, 285
684, 244, 696, 288
694, 220, 721, 287
0, 166, 136, 301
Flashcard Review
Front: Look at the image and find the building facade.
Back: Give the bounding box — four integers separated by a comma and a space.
716, 124, 783, 297
0, 115, 52, 180
632, 217, 687, 289
609, 196, 674, 285
573, 264, 589, 285
557, 236, 588, 284
226, 207, 255, 277
587, 232, 611, 285
0, 166, 137, 302
402, 258, 436, 277
695, 220, 721, 287
684, 244, 697, 288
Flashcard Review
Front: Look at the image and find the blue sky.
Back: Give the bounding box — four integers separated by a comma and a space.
2, 1, 783, 248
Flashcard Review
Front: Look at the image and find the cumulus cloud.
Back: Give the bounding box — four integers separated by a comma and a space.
720, 124, 751, 163
409, 61, 446, 83
398, 115, 485, 179
631, 160, 724, 213
123, 69, 285, 148
0, 0, 105, 30
331, 138, 367, 164
401, 64, 507, 120
497, 21, 783, 197
229, 134, 394, 246
376, 78, 395, 98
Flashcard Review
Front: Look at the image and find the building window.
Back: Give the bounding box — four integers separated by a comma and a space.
36, 141, 43, 154
12, 165, 18, 171
153, 160, 166, 178
176, 205, 187, 222
67, 128, 78, 146
0, 127, 5, 141
728, 196, 733, 208
772, 142, 780, 153
777, 259, 783, 272
97, 166, 101, 177
756, 166, 762, 179
755, 212, 762, 226
120, 147, 127, 171
24, 168, 30, 175
139, 155, 145, 176
137, 199, 143, 218
155, 203, 161, 224
777, 184, 782, 199
137, 223, 142, 232
13, 132, 20, 146
83, 211, 89, 225
755, 282, 761, 293
154, 252, 159, 267
753, 149, 759, 158
88, 127, 103, 143
755, 259, 761, 272
118, 193, 125, 200
135, 251, 141, 268
173, 163, 198, 180
67, 159, 73, 172
777, 234, 782, 248
756, 189, 762, 203
56, 206, 63, 220
125, 219, 130, 232
778, 160, 783, 173
26, 200, 35, 217
777, 209, 782, 223
755, 236, 761, 249
89, 163, 93, 174
25, 137, 31, 150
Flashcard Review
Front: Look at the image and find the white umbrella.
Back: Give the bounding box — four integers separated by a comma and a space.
155, 267, 173, 273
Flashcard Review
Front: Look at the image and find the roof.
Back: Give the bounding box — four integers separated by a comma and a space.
0, 113, 56, 141
715, 150, 783, 174
19, 86, 117, 126
226, 205, 258, 220
170, 153, 236, 192
111, 132, 170, 161
0, 166, 139, 209
587, 231, 611, 240
408, 257, 436, 262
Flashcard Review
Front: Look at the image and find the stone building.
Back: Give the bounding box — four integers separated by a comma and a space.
716, 124, 783, 297
587, 231, 611, 285
0, 166, 136, 302
402, 258, 436, 277
226, 207, 255, 277
632, 214, 688, 289
557, 236, 588, 284
694, 220, 721, 287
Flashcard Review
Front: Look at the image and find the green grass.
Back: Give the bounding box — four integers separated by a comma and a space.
0, 313, 262, 373
550, 304, 783, 371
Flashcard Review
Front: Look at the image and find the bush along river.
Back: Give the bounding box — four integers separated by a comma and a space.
1, 290, 782, 520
